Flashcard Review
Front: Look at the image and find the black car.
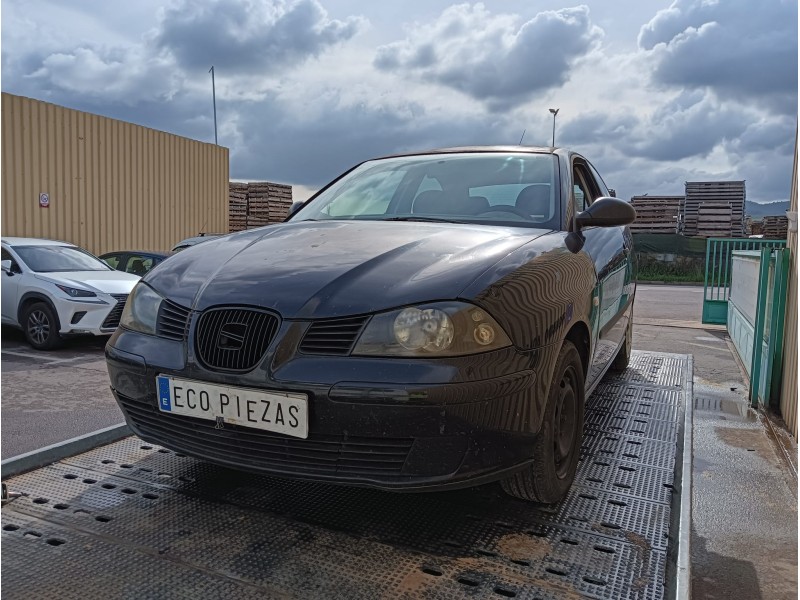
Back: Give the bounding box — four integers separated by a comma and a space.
106, 147, 636, 504
100, 251, 170, 276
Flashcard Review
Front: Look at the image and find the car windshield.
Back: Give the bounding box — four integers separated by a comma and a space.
292, 152, 560, 228
14, 245, 113, 272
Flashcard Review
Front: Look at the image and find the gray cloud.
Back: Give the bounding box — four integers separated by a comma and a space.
230, 94, 519, 185
638, 0, 797, 114
155, 0, 365, 74
374, 4, 603, 111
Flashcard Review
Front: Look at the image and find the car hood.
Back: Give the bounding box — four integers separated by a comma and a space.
36, 271, 140, 295
145, 221, 553, 318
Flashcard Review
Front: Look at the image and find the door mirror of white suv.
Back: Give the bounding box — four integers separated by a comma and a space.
1, 259, 13, 275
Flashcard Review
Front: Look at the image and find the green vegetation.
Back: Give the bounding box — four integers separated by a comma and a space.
636, 261, 705, 283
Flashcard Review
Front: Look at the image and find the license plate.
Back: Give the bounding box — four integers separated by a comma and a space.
156, 375, 308, 439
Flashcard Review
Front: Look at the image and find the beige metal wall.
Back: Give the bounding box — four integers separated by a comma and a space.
779, 131, 798, 438
1, 93, 229, 255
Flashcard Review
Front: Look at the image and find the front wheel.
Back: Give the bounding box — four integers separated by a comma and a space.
501, 340, 585, 504
23, 302, 62, 350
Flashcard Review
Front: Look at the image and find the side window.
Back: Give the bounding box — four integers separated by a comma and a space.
103, 254, 122, 270
573, 170, 590, 213
126, 255, 154, 276
586, 161, 610, 197
573, 162, 602, 212
1, 248, 20, 272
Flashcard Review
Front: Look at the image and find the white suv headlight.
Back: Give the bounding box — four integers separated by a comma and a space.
352, 301, 511, 357
120, 283, 163, 335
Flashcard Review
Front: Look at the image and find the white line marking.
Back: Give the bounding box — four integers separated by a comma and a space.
0, 350, 90, 364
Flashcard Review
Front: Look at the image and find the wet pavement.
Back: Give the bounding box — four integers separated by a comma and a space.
633, 285, 798, 600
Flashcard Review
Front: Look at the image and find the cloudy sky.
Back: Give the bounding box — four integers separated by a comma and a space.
1, 0, 797, 203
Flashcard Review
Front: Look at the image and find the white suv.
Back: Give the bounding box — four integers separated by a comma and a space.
1, 237, 141, 349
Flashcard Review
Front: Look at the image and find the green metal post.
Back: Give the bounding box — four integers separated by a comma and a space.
703, 240, 712, 301
749, 247, 772, 407
765, 249, 790, 407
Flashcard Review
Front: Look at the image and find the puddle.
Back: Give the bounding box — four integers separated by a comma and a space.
694, 396, 756, 422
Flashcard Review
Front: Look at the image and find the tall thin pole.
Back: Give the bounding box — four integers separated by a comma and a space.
209, 66, 218, 145
549, 108, 559, 147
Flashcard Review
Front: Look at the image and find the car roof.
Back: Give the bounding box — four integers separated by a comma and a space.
373, 145, 561, 161
2, 237, 77, 247
100, 250, 170, 257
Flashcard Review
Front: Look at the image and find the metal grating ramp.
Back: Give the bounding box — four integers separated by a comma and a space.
1, 351, 691, 599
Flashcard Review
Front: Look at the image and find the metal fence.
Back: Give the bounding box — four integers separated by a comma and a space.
702, 238, 787, 324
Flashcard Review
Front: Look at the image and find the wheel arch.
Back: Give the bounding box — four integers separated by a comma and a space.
563, 320, 591, 379
18, 292, 61, 329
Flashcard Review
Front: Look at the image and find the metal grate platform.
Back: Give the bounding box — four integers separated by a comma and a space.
1, 351, 691, 599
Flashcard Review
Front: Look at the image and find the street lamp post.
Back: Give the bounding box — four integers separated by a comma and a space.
549, 108, 559, 147
209, 66, 218, 145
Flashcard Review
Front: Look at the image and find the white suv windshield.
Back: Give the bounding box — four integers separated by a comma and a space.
292, 153, 560, 229
14, 246, 112, 272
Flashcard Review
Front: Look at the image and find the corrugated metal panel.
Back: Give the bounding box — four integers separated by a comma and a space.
1, 93, 229, 255
779, 131, 798, 438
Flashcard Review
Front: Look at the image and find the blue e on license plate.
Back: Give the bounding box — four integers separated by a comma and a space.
156, 375, 308, 439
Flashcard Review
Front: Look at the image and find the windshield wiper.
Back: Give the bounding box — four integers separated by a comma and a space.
382, 216, 470, 224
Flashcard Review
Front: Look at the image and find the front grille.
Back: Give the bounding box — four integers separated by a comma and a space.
101, 294, 129, 329
117, 392, 413, 478
299, 316, 369, 356
157, 300, 191, 340
195, 307, 279, 372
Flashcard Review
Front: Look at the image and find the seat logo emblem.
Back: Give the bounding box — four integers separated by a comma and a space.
217, 322, 247, 350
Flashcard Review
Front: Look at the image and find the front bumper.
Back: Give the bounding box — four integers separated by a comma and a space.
106, 325, 561, 491
54, 294, 126, 336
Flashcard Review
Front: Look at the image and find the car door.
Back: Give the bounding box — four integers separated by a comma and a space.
572, 157, 631, 387
1, 247, 23, 324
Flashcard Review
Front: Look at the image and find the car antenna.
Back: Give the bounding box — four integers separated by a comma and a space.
518, 129, 526, 145
198, 217, 210, 236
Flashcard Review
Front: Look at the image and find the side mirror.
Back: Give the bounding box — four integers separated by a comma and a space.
575, 197, 636, 230
287, 201, 304, 220
1, 259, 13, 275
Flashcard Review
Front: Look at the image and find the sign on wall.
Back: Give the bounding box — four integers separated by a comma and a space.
39, 193, 49, 208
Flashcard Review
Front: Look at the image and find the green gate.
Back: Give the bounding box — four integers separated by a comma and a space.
702, 238, 786, 325
726, 247, 791, 407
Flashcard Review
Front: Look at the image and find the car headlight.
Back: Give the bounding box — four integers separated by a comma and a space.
120, 283, 163, 335
55, 284, 96, 298
352, 302, 512, 357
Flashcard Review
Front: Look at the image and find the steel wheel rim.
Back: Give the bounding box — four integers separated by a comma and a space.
27, 310, 50, 345
553, 365, 578, 479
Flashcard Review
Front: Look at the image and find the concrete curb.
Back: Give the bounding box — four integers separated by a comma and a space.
1, 423, 131, 479
676, 353, 694, 599
636, 281, 704, 286
635, 317, 727, 331
665, 353, 693, 600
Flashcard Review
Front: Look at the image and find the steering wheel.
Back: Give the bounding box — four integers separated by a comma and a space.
477, 205, 531, 219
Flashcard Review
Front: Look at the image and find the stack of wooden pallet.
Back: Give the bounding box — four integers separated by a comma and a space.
629, 195, 683, 234
683, 181, 745, 238
229, 182, 249, 232
228, 181, 293, 232
762, 215, 788, 239
247, 182, 292, 227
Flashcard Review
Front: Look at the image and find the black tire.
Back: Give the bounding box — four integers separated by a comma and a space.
22, 301, 62, 350
610, 314, 633, 372
501, 340, 585, 504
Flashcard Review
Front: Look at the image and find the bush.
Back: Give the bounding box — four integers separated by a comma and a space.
636, 260, 704, 283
